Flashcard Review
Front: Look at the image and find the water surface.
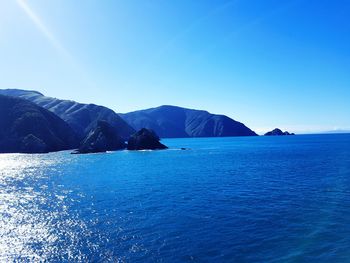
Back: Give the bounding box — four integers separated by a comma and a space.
1, 134, 350, 262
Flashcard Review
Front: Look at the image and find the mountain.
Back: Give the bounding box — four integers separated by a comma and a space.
120, 105, 257, 138
0, 89, 257, 139
0, 89, 135, 140
0, 95, 79, 153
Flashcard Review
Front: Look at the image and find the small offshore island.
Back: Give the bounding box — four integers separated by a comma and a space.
265, 128, 295, 136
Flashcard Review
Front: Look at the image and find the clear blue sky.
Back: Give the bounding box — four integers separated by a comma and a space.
0, 0, 349, 133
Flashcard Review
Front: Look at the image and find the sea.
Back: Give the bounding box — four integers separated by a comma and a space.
0, 134, 350, 262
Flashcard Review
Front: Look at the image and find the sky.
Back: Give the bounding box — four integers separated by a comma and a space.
0, 0, 349, 134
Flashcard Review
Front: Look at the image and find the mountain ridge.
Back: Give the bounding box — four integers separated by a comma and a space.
0, 89, 257, 139
120, 105, 257, 138
0, 89, 135, 140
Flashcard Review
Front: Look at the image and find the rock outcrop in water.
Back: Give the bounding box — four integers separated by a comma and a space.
127, 128, 168, 150
0, 95, 79, 153
119, 105, 257, 138
265, 128, 295, 136
73, 121, 126, 154
0, 89, 135, 140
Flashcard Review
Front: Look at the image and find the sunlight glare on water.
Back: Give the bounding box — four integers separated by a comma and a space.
0, 153, 92, 262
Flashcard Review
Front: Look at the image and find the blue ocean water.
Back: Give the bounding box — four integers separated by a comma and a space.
0, 134, 350, 262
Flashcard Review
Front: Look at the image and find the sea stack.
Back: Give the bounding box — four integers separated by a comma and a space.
127, 128, 168, 150
73, 120, 126, 154
265, 128, 295, 136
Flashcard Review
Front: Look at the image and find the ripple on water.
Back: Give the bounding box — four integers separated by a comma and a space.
0, 135, 350, 262
0, 153, 95, 261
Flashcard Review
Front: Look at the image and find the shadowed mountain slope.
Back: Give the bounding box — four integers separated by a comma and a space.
0, 95, 79, 153
0, 89, 135, 140
120, 105, 257, 138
